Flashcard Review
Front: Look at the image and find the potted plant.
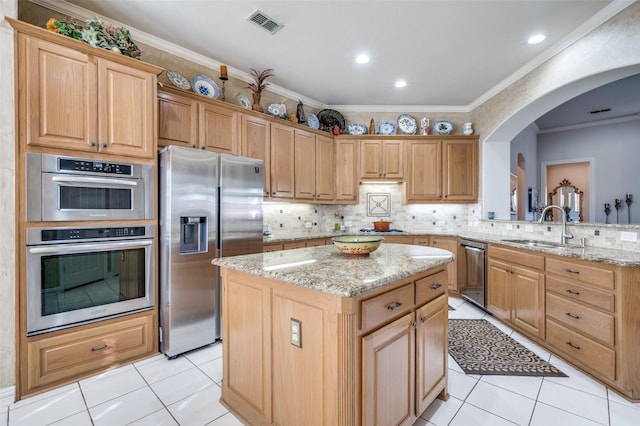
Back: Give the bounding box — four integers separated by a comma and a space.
247, 68, 273, 112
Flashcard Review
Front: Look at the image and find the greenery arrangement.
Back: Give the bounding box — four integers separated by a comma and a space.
46, 16, 142, 59
247, 68, 274, 94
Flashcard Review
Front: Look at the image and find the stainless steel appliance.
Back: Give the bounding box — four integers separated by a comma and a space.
26, 153, 154, 222
26, 225, 155, 335
458, 239, 488, 310
159, 146, 263, 358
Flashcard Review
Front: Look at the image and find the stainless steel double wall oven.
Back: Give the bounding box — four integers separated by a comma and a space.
25, 153, 155, 335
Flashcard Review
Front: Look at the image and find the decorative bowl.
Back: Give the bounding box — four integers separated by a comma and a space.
332, 235, 384, 257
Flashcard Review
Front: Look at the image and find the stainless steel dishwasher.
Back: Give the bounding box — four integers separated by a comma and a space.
458, 239, 488, 310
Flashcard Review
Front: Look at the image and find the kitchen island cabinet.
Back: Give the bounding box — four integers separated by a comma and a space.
214, 244, 453, 425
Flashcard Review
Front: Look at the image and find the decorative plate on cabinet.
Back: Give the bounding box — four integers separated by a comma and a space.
317, 109, 346, 132
347, 123, 368, 135
191, 75, 220, 99
433, 120, 454, 135
397, 114, 417, 134
237, 93, 252, 109
378, 121, 396, 135
307, 113, 320, 129
267, 103, 286, 116
166, 70, 191, 90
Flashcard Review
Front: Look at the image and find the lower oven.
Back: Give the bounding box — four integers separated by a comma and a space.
458, 239, 488, 310
26, 225, 155, 336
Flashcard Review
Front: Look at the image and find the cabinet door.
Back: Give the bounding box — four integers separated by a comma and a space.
404, 141, 442, 202
362, 313, 416, 426
294, 129, 316, 200
415, 294, 448, 415
512, 265, 545, 339
443, 139, 477, 201
21, 34, 97, 152
158, 90, 198, 149
487, 259, 511, 321
314, 134, 335, 201
270, 123, 295, 199
97, 59, 155, 158
382, 140, 404, 178
430, 237, 458, 291
360, 140, 383, 178
334, 139, 359, 203
241, 114, 271, 197
199, 103, 238, 154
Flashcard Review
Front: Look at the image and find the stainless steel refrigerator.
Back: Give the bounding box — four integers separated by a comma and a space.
159, 146, 263, 358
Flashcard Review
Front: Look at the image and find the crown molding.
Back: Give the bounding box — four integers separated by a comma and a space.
332, 104, 470, 113
537, 113, 640, 134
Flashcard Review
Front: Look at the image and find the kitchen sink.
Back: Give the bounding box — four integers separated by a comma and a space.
500, 239, 566, 249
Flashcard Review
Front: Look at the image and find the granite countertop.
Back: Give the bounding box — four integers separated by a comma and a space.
213, 244, 454, 297
263, 229, 640, 267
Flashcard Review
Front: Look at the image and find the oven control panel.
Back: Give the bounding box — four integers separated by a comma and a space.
40, 227, 147, 242
59, 158, 133, 175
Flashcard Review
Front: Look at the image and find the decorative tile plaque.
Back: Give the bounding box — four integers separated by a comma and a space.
367, 193, 390, 217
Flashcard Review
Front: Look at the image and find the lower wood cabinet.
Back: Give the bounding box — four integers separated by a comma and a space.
24, 311, 156, 396
429, 237, 458, 292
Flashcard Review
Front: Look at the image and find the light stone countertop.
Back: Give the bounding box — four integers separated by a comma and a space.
213, 244, 454, 297
263, 230, 640, 267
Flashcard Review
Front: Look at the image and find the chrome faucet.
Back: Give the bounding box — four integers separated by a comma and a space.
539, 205, 574, 245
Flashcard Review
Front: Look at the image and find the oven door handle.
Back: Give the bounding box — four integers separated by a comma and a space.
51, 176, 138, 187
28, 239, 153, 255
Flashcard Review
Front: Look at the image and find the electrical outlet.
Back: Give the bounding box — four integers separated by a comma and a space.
290, 318, 302, 348
304, 222, 312, 229
620, 231, 638, 242
344, 221, 352, 227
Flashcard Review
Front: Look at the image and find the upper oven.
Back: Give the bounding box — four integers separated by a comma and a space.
26, 153, 154, 222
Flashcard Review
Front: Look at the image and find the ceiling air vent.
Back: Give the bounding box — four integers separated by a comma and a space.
247, 10, 283, 34
589, 108, 611, 114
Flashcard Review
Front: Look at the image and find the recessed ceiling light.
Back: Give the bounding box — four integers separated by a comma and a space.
356, 54, 370, 64
528, 34, 546, 45
395, 80, 407, 88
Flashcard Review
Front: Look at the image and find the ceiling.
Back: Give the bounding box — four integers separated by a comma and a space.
51, 0, 638, 126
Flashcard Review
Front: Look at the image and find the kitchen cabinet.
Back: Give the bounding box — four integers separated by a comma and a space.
360, 140, 403, 180
429, 237, 458, 292
18, 30, 160, 159
240, 114, 271, 197
269, 122, 296, 200
334, 139, 360, 203
158, 88, 238, 154
487, 245, 545, 339
294, 130, 335, 201
404, 138, 478, 203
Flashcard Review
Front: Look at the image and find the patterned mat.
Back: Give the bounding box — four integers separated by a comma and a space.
448, 319, 566, 377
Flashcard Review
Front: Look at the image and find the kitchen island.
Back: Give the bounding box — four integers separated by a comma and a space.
213, 243, 454, 426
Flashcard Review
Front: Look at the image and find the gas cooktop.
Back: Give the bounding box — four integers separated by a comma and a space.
360, 228, 405, 233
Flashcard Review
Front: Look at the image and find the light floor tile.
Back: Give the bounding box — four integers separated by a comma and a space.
418, 395, 463, 426
448, 303, 485, 320
609, 400, 640, 426
183, 342, 222, 366
9, 383, 78, 409
8, 386, 85, 426
89, 387, 163, 426
448, 296, 467, 310
135, 355, 193, 384
545, 356, 608, 398
208, 412, 245, 426
466, 381, 535, 425
447, 369, 479, 401
167, 385, 228, 426
47, 410, 92, 425
480, 374, 543, 400
150, 367, 215, 406
0, 407, 7, 426
537, 380, 609, 425
447, 354, 464, 374
530, 402, 604, 426
133, 353, 166, 367
80, 364, 147, 408
127, 408, 179, 426
449, 402, 517, 426
608, 389, 640, 410
198, 357, 223, 384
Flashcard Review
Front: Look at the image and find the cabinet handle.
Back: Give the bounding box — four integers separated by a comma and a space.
91, 344, 109, 352
192, 144, 196, 148
565, 289, 580, 296
101, 143, 108, 148
566, 341, 581, 350
412, 321, 419, 328
430, 284, 442, 290
89, 141, 96, 147
420, 316, 427, 323
565, 268, 580, 275
565, 312, 581, 320
386, 301, 402, 311
444, 194, 448, 198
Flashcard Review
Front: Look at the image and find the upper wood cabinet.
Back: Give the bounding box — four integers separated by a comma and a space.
270, 122, 295, 200
295, 131, 335, 201
158, 88, 238, 154
240, 114, 271, 197
19, 32, 159, 159
360, 140, 403, 180
334, 139, 359, 204
404, 137, 478, 203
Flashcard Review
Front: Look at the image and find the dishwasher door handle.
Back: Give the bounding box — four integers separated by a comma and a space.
463, 246, 485, 253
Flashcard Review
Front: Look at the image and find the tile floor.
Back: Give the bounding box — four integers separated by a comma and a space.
2, 296, 640, 425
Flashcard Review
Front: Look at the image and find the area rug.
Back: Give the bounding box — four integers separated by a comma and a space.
448, 319, 566, 377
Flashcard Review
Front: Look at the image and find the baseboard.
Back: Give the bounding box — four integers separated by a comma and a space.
0, 385, 15, 409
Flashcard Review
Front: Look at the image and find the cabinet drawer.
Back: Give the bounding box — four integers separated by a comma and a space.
360, 283, 414, 331
416, 270, 448, 305
413, 237, 430, 246
489, 245, 544, 271
546, 293, 614, 346
546, 319, 615, 381
546, 258, 614, 290
546, 275, 614, 312
27, 314, 154, 391
263, 242, 283, 252
283, 241, 306, 250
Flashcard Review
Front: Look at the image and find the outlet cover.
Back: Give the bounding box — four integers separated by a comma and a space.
304, 222, 312, 229
620, 231, 638, 242
344, 221, 353, 227
290, 318, 302, 348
